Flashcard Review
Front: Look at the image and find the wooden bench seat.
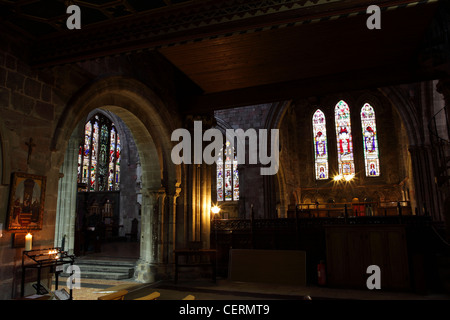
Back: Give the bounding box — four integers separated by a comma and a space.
97, 290, 128, 300
134, 292, 161, 300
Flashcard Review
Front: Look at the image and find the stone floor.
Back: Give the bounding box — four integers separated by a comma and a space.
49, 240, 450, 301
51, 276, 450, 301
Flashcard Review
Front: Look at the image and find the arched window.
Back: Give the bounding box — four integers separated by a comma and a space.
335, 100, 355, 179
217, 140, 239, 201
77, 113, 121, 192
312, 109, 329, 180
361, 103, 380, 177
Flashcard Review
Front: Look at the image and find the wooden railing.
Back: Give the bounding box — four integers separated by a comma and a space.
290, 200, 412, 218
211, 201, 421, 232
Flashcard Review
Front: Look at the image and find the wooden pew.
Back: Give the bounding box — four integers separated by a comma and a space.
134, 292, 161, 300
97, 290, 128, 300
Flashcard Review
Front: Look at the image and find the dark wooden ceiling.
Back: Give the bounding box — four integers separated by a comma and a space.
0, 0, 194, 38
0, 0, 447, 113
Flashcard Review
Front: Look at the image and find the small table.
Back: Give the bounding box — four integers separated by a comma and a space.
174, 249, 217, 283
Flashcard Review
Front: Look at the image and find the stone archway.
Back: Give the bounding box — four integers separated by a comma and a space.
52, 76, 181, 282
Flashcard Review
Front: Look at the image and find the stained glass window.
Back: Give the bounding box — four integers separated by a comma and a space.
77, 113, 121, 192
312, 109, 328, 180
217, 140, 239, 201
216, 149, 224, 201
335, 100, 355, 178
361, 103, 380, 177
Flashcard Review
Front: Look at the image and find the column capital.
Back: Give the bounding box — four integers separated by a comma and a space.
142, 187, 166, 199
166, 186, 181, 199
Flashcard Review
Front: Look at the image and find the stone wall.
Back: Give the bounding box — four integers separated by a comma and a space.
0, 35, 69, 299
0, 32, 184, 297
278, 89, 415, 210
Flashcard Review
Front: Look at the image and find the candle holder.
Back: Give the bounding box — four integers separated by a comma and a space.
21, 247, 75, 299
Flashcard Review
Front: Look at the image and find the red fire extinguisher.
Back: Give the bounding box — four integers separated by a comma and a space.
317, 260, 326, 286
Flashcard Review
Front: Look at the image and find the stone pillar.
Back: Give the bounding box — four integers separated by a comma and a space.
166, 187, 181, 264
200, 163, 212, 248
184, 114, 214, 249
153, 188, 165, 265
408, 145, 444, 221
135, 188, 162, 283
436, 78, 450, 127
436, 78, 450, 237
54, 136, 79, 254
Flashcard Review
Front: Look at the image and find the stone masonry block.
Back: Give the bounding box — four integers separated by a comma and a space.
34, 101, 55, 121
11, 92, 34, 115
0, 67, 6, 87
0, 88, 9, 108
41, 84, 52, 102
24, 78, 41, 98
6, 71, 24, 92
4, 54, 16, 70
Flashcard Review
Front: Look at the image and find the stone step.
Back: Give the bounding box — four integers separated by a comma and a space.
61, 259, 136, 280
77, 271, 133, 280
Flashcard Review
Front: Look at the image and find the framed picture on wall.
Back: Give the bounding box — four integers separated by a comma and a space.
6, 172, 46, 231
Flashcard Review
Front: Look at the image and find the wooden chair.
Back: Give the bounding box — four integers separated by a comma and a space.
134, 291, 161, 300
97, 290, 128, 300
182, 295, 195, 300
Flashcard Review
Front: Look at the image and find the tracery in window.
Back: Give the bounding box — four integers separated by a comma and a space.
77, 114, 121, 192
335, 100, 355, 179
217, 140, 239, 201
312, 109, 329, 180
361, 103, 380, 177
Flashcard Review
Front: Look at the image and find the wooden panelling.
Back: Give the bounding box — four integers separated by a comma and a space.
229, 249, 307, 286
325, 226, 410, 290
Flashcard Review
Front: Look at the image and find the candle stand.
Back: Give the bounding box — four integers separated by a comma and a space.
21, 248, 75, 299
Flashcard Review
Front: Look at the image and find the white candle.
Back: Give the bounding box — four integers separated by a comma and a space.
25, 233, 32, 251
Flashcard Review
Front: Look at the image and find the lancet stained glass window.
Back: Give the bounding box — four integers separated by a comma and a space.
77, 113, 121, 192
361, 103, 380, 177
313, 109, 329, 180
335, 100, 355, 177
217, 140, 239, 201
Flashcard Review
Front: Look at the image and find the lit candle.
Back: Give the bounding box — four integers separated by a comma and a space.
25, 233, 32, 251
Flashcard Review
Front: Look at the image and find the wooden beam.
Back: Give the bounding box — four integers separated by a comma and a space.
183, 63, 442, 113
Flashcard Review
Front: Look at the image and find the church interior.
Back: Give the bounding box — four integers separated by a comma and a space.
0, 0, 450, 302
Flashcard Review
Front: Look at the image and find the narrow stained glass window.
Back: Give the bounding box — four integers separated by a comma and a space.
108, 127, 116, 191
77, 145, 82, 183
216, 149, 223, 202
82, 121, 92, 185
335, 100, 355, 178
217, 140, 239, 202
115, 134, 121, 190
312, 109, 328, 180
233, 153, 239, 201
361, 103, 380, 177
224, 141, 233, 201
77, 113, 121, 192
